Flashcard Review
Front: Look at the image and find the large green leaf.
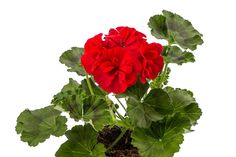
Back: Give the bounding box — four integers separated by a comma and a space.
165, 87, 202, 124
82, 96, 113, 130
127, 89, 173, 128
163, 46, 195, 65
59, 47, 86, 76
144, 89, 174, 115
52, 80, 112, 130
56, 124, 106, 157
16, 106, 67, 146
148, 10, 203, 51
127, 97, 160, 128
163, 10, 203, 50
132, 114, 190, 157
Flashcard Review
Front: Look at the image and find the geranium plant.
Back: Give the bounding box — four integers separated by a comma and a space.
16, 10, 203, 157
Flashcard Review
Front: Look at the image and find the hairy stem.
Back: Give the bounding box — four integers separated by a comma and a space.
85, 73, 94, 96
158, 63, 169, 88
109, 107, 117, 122
105, 96, 117, 122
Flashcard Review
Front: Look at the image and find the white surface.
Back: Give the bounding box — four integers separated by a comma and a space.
0, 0, 236, 156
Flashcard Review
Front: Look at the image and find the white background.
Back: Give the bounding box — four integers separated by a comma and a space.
0, 0, 236, 156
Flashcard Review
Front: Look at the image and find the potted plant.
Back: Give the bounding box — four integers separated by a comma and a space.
15, 10, 203, 157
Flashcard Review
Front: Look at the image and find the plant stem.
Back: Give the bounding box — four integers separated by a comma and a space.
107, 127, 128, 151
105, 96, 117, 122
85, 73, 94, 96
109, 107, 117, 122
158, 63, 169, 88
115, 97, 127, 112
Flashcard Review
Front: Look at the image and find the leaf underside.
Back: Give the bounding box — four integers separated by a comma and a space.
60, 47, 86, 76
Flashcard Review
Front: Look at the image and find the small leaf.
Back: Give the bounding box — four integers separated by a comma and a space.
127, 89, 173, 128
132, 114, 190, 157
164, 46, 195, 65
116, 81, 149, 100
148, 15, 168, 39
56, 124, 106, 157
59, 47, 86, 76
60, 78, 81, 92
16, 106, 67, 146
150, 67, 171, 88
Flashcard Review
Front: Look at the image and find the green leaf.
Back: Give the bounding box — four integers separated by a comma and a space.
56, 124, 106, 157
148, 15, 168, 39
53, 81, 112, 130
82, 96, 113, 130
60, 78, 81, 92
127, 89, 173, 128
117, 118, 133, 129
181, 103, 202, 125
165, 87, 202, 124
16, 106, 67, 146
116, 81, 149, 100
144, 89, 174, 115
148, 10, 203, 50
51, 79, 86, 120
163, 46, 195, 65
81, 78, 107, 96
163, 10, 203, 50
132, 114, 190, 157
127, 97, 157, 128
51, 79, 83, 104
59, 47, 86, 76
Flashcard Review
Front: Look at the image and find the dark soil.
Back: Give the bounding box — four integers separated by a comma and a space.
97, 126, 140, 157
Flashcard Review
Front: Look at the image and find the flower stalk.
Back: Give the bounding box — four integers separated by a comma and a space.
85, 73, 94, 96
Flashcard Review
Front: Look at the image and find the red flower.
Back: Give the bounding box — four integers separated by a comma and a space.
81, 33, 106, 74
105, 27, 146, 49
93, 47, 140, 94
81, 26, 164, 94
139, 43, 164, 83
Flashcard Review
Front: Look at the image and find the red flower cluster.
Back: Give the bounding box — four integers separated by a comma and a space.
81, 27, 164, 94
